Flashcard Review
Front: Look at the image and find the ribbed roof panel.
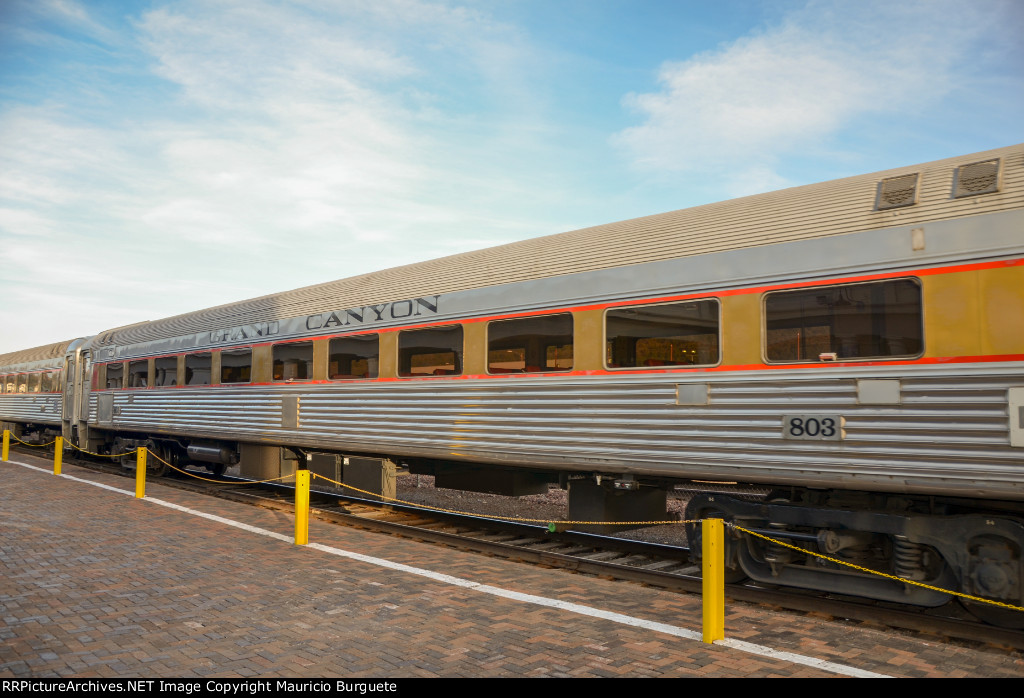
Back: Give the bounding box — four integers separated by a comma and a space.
100, 144, 1024, 346
0, 340, 75, 369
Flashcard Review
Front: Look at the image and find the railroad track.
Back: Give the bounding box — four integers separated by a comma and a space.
12, 445, 1024, 653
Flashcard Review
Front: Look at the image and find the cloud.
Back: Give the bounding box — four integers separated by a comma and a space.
0, 0, 569, 353
138, 3, 414, 111
26, 0, 120, 43
122, 0, 569, 270
613, 0, 1024, 196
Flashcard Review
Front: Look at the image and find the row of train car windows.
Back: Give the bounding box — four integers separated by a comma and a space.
94, 278, 924, 389
0, 370, 61, 394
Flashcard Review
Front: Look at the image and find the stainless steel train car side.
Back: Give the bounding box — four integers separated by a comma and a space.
81, 219, 1023, 497
6, 145, 1024, 624
0, 339, 85, 443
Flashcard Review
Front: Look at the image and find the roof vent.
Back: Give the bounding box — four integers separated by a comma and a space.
875, 173, 919, 210
953, 158, 1000, 198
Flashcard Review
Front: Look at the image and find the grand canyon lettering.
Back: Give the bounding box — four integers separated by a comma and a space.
208, 322, 280, 343
305, 295, 441, 331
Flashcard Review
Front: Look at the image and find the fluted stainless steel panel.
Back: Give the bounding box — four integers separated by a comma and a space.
89, 363, 1024, 500
0, 395, 63, 425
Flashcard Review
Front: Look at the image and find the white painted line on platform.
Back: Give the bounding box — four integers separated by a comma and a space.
13, 459, 136, 496
717, 638, 887, 678
6, 457, 891, 678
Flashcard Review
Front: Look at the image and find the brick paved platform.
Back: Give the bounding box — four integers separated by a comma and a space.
2, 451, 1022, 678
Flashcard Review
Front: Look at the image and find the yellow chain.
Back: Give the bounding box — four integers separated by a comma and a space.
65, 441, 140, 458
144, 449, 296, 485
300, 479, 1024, 615
8, 433, 56, 448
20, 439, 287, 483
309, 472, 694, 525
24, 438, 1020, 614
731, 524, 1024, 613
8, 434, 151, 456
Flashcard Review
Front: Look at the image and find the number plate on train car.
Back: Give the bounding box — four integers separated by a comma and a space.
782, 415, 845, 440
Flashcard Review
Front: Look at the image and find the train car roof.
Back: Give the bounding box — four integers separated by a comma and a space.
0, 339, 77, 371
92, 143, 1023, 348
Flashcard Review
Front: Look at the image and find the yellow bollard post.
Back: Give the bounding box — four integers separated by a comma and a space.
2, 429, 8, 462
702, 517, 725, 643
54, 436, 63, 475
295, 469, 310, 546
135, 447, 147, 499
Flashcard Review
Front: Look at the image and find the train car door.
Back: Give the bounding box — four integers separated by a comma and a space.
61, 352, 75, 440
61, 344, 90, 445
76, 349, 91, 442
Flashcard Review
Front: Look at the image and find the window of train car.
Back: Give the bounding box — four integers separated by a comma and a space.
328, 335, 379, 379
487, 314, 574, 373
220, 349, 252, 384
185, 352, 212, 386
605, 299, 721, 368
764, 278, 923, 362
128, 360, 148, 388
16, 374, 27, 393
398, 326, 463, 377
154, 357, 177, 387
26, 373, 40, 393
273, 341, 314, 381
40, 371, 52, 393
105, 362, 124, 389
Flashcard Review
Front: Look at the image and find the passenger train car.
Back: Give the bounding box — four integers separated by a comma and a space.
2, 145, 1022, 625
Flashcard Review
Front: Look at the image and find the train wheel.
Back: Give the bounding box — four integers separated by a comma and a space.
684, 497, 748, 584
144, 441, 169, 478
112, 438, 134, 471
959, 598, 1024, 629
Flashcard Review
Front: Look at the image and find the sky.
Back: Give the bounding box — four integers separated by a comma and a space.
1, 0, 1022, 354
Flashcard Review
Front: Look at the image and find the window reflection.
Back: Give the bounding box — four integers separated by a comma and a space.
764, 279, 923, 362
606, 300, 720, 368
